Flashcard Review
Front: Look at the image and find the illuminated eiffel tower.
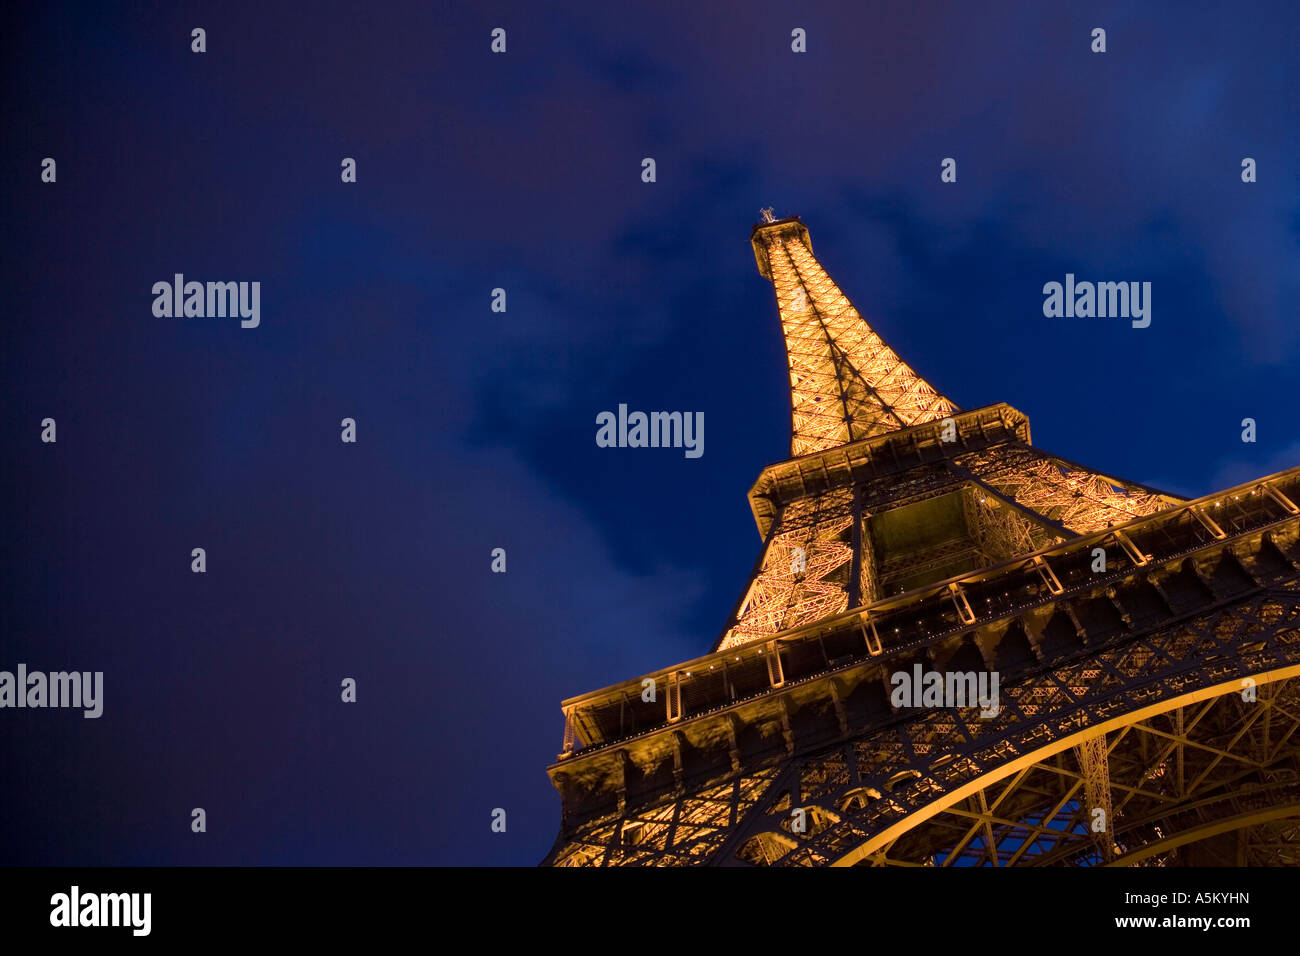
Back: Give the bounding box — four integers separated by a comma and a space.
543, 213, 1300, 866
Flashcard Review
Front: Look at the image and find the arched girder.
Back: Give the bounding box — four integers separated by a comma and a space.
1106, 797, 1300, 866
828, 667, 1300, 867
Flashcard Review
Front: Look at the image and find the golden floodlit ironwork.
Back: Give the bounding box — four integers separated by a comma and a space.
542, 215, 1300, 866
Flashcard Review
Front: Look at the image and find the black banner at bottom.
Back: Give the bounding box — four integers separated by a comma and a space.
0, 865, 1275, 942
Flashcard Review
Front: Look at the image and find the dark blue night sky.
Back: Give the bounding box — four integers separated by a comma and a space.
2, 2, 1297, 865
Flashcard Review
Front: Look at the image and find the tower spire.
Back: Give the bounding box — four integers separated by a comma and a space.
751, 216, 958, 457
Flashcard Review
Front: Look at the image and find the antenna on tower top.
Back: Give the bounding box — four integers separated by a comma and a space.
759, 207, 776, 224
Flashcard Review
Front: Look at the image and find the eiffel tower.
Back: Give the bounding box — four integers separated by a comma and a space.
543, 213, 1300, 866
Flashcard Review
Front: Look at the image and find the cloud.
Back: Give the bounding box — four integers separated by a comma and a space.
1208, 441, 1300, 493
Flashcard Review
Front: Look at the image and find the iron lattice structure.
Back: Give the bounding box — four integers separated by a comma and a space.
542, 215, 1300, 867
